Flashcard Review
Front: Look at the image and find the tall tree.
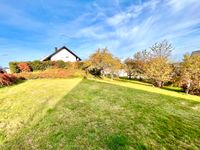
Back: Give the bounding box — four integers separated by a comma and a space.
124, 58, 135, 79
87, 48, 121, 78
124, 50, 148, 79
179, 54, 200, 95
145, 40, 173, 87
150, 40, 173, 59
145, 57, 172, 87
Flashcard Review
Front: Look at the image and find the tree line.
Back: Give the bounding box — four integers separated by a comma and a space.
85, 40, 200, 96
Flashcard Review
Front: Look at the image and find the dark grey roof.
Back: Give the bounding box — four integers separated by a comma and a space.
191, 50, 200, 56
41, 46, 81, 61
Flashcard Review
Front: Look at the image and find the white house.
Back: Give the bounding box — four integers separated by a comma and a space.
41, 46, 81, 62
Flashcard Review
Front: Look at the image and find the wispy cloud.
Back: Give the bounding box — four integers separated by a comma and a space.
167, 0, 200, 12
106, 0, 160, 26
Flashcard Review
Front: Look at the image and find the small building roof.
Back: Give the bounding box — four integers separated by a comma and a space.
191, 50, 200, 56
41, 46, 81, 61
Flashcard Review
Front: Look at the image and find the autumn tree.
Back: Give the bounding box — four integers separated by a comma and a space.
145, 57, 172, 87
170, 62, 181, 86
124, 50, 148, 79
87, 48, 121, 78
144, 40, 173, 87
179, 54, 200, 95
124, 58, 135, 79
108, 57, 122, 79
150, 40, 173, 59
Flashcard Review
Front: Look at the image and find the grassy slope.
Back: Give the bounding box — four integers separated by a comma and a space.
0, 78, 82, 145
101, 78, 200, 102
1, 78, 199, 149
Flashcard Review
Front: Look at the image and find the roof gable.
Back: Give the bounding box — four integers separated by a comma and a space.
41, 46, 81, 61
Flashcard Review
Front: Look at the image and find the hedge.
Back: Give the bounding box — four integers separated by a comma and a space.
9, 62, 20, 73
9, 60, 84, 73
14, 68, 86, 79
29, 60, 52, 71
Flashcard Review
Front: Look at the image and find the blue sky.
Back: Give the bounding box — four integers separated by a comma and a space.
0, 0, 200, 67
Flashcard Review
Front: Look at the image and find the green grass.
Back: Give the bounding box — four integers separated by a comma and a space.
0, 78, 200, 149
0, 78, 82, 145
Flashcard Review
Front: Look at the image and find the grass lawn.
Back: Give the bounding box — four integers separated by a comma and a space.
0, 78, 82, 145
0, 78, 200, 149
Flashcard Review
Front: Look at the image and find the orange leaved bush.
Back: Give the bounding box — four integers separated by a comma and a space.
17, 63, 32, 72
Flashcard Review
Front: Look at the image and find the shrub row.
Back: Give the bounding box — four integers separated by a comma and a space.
0, 73, 17, 87
15, 68, 86, 79
9, 61, 84, 73
1, 68, 86, 87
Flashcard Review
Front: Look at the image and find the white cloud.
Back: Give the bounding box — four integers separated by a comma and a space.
107, 0, 159, 26
73, 26, 108, 40
167, 0, 200, 12
107, 12, 132, 26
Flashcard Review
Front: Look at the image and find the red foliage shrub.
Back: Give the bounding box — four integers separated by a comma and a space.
17, 63, 31, 72
0, 73, 17, 86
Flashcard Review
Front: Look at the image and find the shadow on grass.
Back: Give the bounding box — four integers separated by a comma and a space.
2, 79, 200, 149
116, 78, 151, 87
162, 86, 184, 93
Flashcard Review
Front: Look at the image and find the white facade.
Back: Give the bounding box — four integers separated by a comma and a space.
103, 69, 128, 77
5, 68, 11, 74
41, 47, 81, 62
50, 49, 77, 62
117, 69, 128, 77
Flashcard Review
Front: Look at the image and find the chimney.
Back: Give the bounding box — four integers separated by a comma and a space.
55, 47, 58, 52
